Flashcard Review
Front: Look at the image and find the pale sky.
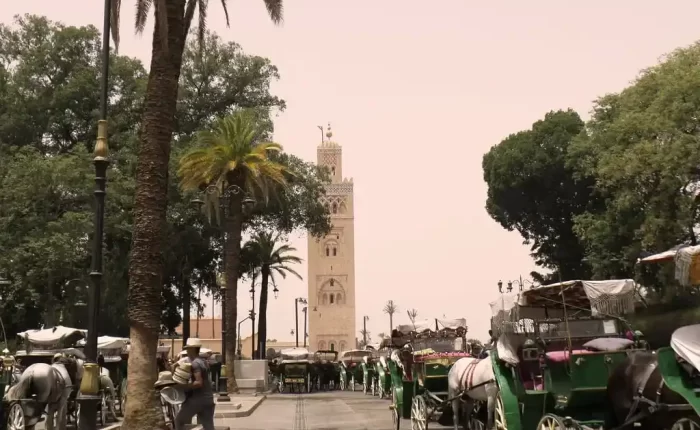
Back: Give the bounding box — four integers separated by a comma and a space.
4, 1, 700, 343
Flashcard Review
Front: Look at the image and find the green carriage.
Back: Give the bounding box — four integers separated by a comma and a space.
374, 341, 395, 399
360, 349, 379, 395
388, 318, 472, 430
487, 279, 647, 430
339, 350, 372, 391
277, 348, 312, 393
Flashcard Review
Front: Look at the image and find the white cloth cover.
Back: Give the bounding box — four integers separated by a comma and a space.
77, 336, 128, 350
671, 324, 700, 371
583, 337, 634, 352
436, 318, 467, 330
522, 279, 635, 316
675, 246, 700, 287
280, 347, 310, 359
17, 326, 86, 345
496, 332, 526, 365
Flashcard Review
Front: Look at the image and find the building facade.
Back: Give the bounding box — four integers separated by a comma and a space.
307, 126, 356, 353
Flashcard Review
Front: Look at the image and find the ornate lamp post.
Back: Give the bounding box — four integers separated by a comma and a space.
497, 277, 539, 293
294, 297, 307, 347
195, 184, 255, 401
249, 282, 256, 359
302, 306, 308, 348
79, 0, 112, 427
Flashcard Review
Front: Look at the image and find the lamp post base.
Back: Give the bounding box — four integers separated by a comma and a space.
77, 395, 100, 430
218, 376, 230, 402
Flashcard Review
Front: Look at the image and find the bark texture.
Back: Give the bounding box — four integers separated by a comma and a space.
257, 267, 270, 359
124, 1, 188, 428
224, 194, 243, 393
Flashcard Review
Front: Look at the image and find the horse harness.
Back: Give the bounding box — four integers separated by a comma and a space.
457, 359, 494, 398
620, 361, 666, 427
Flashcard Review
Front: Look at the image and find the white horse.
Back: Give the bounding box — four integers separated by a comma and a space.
448, 356, 499, 430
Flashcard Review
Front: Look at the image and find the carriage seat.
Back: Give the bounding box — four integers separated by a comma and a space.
545, 349, 594, 363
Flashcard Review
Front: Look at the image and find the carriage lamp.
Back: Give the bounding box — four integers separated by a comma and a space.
273, 285, 279, 299
497, 280, 503, 293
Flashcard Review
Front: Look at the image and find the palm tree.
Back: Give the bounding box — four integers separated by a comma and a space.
243, 231, 302, 359
178, 111, 289, 394
383, 300, 398, 333
116, 1, 283, 427
407, 308, 418, 325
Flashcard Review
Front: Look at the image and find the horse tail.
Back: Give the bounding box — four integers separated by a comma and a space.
5, 369, 32, 401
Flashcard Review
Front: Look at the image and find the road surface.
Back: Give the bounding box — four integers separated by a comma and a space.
219, 389, 452, 430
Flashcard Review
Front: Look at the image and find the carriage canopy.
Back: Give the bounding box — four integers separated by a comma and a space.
280, 347, 310, 361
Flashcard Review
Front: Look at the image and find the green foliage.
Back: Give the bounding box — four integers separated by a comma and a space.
0, 16, 327, 337
483, 110, 594, 281
484, 42, 700, 306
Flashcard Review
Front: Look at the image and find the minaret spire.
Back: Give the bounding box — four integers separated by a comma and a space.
326, 122, 333, 141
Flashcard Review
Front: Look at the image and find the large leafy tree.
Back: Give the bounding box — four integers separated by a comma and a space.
242, 231, 302, 359
569, 43, 700, 290
178, 110, 289, 392
110, 1, 283, 424
483, 110, 596, 281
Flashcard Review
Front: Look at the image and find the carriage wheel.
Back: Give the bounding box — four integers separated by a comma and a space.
372, 378, 377, 396
363, 379, 368, 394
391, 389, 401, 430
307, 377, 312, 393
495, 394, 507, 430
7, 402, 26, 430
537, 413, 581, 430
411, 395, 428, 430
672, 418, 700, 430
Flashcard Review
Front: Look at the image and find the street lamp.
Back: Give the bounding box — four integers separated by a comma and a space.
80, 0, 112, 427
302, 306, 308, 348
294, 297, 307, 347
197, 183, 256, 401
362, 316, 369, 346
498, 277, 539, 293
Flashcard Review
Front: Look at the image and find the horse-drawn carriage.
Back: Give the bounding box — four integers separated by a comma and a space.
312, 350, 339, 391
481, 279, 649, 430
339, 349, 372, 392
277, 348, 312, 393
4, 326, 86, 430
375, 340, 395, 400
360, 349, 378, 395
387, 318, 473, 430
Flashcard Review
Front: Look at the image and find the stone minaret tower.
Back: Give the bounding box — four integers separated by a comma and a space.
307, 124, 356, 352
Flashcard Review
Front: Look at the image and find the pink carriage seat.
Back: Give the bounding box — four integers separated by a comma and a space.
545, 349, 594, 363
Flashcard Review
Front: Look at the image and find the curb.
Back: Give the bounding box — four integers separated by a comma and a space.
214, 395, 266, 418
102, 422, 123, 430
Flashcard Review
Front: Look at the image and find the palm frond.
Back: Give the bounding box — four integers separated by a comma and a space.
111, 0, 122, 53
220, 0, 231, 27
262, 0, 284, 24
135, 0, 153, 34
197, 0, 209, 52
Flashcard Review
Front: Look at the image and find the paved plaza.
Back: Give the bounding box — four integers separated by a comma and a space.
217, 390, 426, 430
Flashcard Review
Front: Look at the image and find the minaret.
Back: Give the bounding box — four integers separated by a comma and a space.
307, 124, 356, 353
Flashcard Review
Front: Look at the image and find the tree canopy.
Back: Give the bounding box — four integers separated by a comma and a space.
0, 15, 329, 339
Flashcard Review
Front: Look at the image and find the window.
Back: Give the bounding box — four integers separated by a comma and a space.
331, 166, 336, 176
336, 293, 343, 304
318, 340, 326, 350
330, 343, 335, 351
330, 294, 335, 304
332, 247, 337, 256
325, 247, 329, 256
339, 341, 347, 351
332, 203, 338, 214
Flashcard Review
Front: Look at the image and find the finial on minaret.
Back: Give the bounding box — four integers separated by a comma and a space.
326, 122, 333, 141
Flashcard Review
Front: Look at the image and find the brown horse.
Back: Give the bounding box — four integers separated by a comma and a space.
606, 351, 691, 429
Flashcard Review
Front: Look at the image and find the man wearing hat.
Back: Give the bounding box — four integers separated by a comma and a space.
175, 338, 215, 430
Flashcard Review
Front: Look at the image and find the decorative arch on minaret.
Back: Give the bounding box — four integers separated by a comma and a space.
318, 278, 345, 305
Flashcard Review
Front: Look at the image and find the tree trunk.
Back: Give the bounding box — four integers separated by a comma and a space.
182, 275, 191, 346
224, 193, 244, 393
257, 266, 270, 360
124, 1, 188, 428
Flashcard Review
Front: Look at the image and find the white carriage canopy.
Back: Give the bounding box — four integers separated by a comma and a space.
280, 347, 310, 361
395, 318, 467, 334
639, 244, 700, 287
17, 326, 87, 350
671, 324, 700, 371
490, 279, 635, 329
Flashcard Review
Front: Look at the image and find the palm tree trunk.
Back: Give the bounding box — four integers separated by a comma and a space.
182, 275, 191, 347
257, 266, 270, 359
124, 1, 188, 427
224, 196, 244, 393
389, 314, 393, 333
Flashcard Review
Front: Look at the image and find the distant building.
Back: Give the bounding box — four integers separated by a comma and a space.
307, 124, 356, 353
